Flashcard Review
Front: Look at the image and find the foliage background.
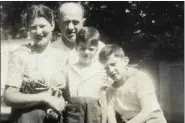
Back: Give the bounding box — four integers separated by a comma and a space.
0, 1, 184, 64
0, 2, 184, 123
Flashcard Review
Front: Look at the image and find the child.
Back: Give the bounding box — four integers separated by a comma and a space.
51, 27, 109, 123
99, 44, 167, 123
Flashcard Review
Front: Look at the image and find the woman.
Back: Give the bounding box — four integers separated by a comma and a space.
4, 4, 67, 123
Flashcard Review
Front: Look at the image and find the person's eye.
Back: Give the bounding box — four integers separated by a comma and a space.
80, 48, 86, 51
39, 25, 46, 28
62, 20, 70, 25
73, 20, 80, 25
110, 63, 116, 66
30, 26, 36, 30
89, 48, 95, 51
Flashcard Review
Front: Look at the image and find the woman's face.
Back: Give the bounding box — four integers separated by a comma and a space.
29, 17, 54, 46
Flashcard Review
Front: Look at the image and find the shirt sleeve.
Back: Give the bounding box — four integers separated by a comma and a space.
136, 71, 160, 111
106, 88, 118, 123
107, 99, 117, 123
6, 50, 25, 88
106, 87, 115, 107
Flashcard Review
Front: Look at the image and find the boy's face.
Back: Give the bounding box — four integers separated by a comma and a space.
102, 54, 129, 81
77, 42, 98, 65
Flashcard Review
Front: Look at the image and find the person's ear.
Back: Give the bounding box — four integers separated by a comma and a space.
95, 46, 98, 53
56, 17, 62, 26
124, 56, 129, 65
75, 45, 78, 51
51, 21, 55, 31
56, 18, 59, 27
82, 18, 86, 25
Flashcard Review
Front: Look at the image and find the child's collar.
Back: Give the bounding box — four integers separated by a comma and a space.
69, 61, 101, 80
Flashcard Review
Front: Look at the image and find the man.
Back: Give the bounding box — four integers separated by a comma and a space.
51, 27, 108, 123
51, 2, 105, 65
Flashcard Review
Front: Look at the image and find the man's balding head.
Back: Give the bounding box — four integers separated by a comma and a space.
58, 2, 85, 19
58, 2, 86, 43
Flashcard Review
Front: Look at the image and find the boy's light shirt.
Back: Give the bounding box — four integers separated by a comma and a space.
106, 68, 161, 121
51, 38, 105, 65
54, 61, 109, 99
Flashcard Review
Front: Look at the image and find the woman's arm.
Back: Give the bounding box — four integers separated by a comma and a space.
4, 86, 46, 108
4, 86, 65, 113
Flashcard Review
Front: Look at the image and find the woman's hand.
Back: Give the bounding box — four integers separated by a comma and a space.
41, 92, 66, 114
47, 96, 66, 114
47, 109, 59, 120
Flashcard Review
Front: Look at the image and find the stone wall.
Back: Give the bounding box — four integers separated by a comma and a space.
158, 62, 184, 123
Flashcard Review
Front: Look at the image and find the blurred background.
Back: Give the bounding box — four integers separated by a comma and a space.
0, 1, 184, 123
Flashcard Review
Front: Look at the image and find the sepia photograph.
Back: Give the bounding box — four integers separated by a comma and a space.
0, 1, 184, 123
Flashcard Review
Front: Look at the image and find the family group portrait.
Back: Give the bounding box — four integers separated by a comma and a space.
0, 1, 184, 123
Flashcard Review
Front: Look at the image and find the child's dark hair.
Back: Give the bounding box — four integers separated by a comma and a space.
26, 4, 54, 27
76, 27, 100, 46
99, 44, 126, 64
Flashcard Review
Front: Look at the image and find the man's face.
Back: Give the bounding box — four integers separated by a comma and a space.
58, 5, 85, 43
102, 55, 129, 81
77, 42, 98, 65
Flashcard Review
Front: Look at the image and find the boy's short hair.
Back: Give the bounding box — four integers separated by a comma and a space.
99, 44, 126, 64
76, 26, 100, 47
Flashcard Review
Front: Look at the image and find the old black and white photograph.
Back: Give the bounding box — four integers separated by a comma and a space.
0, 1, 184, 123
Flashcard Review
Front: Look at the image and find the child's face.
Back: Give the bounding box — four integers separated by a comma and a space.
102, 54, 129, 81
76, 42, 98, 65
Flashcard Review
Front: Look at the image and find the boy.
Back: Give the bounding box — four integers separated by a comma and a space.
99, 44, 167, 123
51, 27, 109, 123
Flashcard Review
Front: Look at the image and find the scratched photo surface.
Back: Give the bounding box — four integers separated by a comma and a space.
0, 1, 184, 123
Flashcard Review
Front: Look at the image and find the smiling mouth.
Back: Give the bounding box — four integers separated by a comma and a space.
67, 33, 75, 37
36, 37, 42, 40
35, 35, 45, 40
66, 30, 75, 34
111, 73, 117, 78
83, 56, 90, 60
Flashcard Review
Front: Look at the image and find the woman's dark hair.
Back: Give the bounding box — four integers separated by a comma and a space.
76, 26, 100, 46
26, 4, 54, 27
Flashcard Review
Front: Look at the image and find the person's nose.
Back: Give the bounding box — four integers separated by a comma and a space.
36, 26, 42, 35
67, 22, 75, 31
108, 66, 115, 73
84, 49, 90, 55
